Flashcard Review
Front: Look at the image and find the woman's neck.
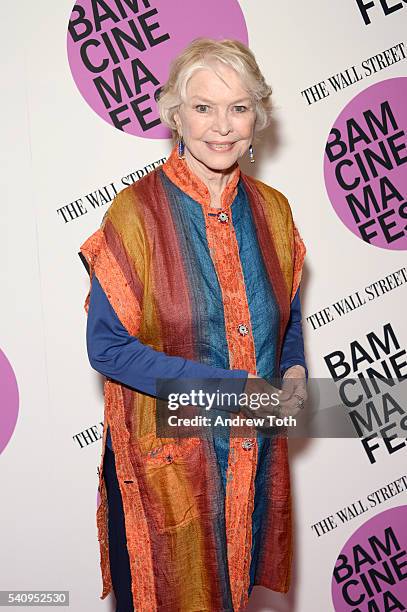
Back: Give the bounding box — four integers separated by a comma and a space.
184, 148, 238, 208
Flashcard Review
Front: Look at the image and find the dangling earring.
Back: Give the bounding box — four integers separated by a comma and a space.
178, 136, 185, 160
248, 144, 255, 163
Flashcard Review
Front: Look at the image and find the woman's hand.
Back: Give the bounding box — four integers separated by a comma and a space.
240, 374, 287, 421
279, 365, 307, 418
240, 367, 307, 428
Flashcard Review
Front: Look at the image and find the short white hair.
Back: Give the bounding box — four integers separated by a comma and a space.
157, 38, 273, 139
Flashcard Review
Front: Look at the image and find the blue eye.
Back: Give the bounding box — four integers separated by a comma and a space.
234, 105, 247, 112
196, 104, 209, 113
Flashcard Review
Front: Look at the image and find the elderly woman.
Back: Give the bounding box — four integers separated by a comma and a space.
80, 38, 307, 612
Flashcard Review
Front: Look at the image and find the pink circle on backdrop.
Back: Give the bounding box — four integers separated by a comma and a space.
67, 0, 248, 138
331, 505, 407, 611
324, 77, 407, 250
0, 348, 19, 454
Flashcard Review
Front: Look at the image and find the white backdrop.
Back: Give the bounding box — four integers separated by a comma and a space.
1, 1, 406, 610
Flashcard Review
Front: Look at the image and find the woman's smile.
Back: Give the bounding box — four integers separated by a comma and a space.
205, 141, 236, 152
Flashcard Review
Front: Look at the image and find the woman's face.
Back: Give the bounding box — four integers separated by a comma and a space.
173, 63, 256, 172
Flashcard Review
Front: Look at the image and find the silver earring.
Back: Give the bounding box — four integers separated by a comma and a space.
248, 144, 255, 163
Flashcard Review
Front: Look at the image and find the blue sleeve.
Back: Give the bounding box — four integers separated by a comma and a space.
86, 274, 248, 409
280, 285, 308, 379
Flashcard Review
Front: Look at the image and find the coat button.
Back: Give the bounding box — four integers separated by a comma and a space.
238, 323, 249, 336
242, 439, 254, 451
217, 211, 229, 223
165, 454, 174, 463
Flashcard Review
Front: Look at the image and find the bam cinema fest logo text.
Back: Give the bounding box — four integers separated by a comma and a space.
324, 77, 407, 250
67, 0, 248, 138
332, 505, 407, 612
355, 0, 407, 25
324, 322, 407, 464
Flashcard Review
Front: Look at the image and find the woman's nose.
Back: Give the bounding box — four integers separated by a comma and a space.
212, 110, 232, 135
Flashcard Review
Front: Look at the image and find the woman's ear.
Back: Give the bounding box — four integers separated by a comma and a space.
173, 109, 182, 136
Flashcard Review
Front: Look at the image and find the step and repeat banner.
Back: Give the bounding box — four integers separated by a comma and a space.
1, 1, 406, 610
